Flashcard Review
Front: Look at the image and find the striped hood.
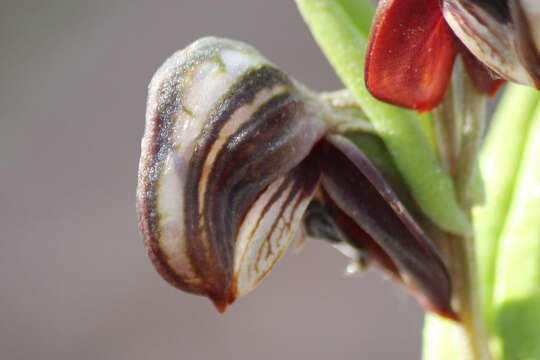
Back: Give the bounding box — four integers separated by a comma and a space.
137, 37, 456, 319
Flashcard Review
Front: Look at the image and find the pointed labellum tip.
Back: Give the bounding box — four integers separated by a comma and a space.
211, 297, 230, 314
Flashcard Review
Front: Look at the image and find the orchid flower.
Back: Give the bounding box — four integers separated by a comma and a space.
365, 0, 540, 111
137, 37, 456, 319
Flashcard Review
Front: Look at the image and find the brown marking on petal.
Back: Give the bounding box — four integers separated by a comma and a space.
253, 178, 293, 272
138, 38, 264, 295
465, 0, 510, 24
232, 149, 322, 296
198, 85, 287, 212
253, 153, 321, 272
203, 93, 319, 294
183, 66, 293, 303
138, 62, 205, 294
181, 66, 326, 306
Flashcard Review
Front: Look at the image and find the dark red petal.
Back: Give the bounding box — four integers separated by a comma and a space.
365, 0, 458, 111
320, 135, 457, 320
328, 197, 402, 278
458, 41, 506, 96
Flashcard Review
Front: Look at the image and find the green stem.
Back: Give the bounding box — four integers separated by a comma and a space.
451, 234, 491, 360
424, 63, 491, 360
423, 230, 490, 360
455, 73, 486, 209
432, 69, 461, 176
453, 85, 492, 357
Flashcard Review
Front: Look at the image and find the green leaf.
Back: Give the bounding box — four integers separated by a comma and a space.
474, 84, 540, 325
490, 101, 540, 360
295, 0, 470, 235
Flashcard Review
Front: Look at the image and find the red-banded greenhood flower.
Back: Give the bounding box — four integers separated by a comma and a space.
365, 0, 540, 111
137, 37, 457, 319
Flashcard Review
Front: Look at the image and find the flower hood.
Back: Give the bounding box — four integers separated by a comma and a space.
137, 37, 456, 319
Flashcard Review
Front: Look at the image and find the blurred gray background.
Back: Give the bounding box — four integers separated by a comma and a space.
0, 1, 424, 359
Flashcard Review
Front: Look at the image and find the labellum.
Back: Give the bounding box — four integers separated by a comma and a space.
138, 37, 456, 319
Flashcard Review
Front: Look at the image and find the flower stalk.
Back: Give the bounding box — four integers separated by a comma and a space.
425, 60, 491, 360
432, 75, 460, 176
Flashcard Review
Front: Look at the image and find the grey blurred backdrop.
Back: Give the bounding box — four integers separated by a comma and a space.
0, 1, 424, 359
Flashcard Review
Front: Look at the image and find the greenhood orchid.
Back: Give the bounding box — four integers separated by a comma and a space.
365, 0, 540, 111
137, 37, 457, 319
137, 1, 540, 358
